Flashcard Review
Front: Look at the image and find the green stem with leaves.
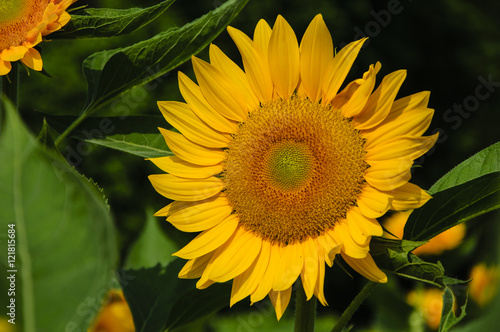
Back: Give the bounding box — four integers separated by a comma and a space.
331, 281, 377, 332
294, 279, 317, 332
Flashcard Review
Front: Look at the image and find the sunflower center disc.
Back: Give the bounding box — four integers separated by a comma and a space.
266, 141, 313, 191
0, 0, 45, 50
224, 95, 368, 245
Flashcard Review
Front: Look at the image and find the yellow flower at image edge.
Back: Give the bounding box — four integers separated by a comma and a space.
0, 0, 76, 76
88, 290, 135, 332
149, 14, 438, 319
407, 288, 445, 330
469, 263, 500, 307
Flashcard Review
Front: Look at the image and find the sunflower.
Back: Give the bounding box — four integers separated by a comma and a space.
149, 14, 438, 319
384, 211, 466, 255
0, 0, 76, 76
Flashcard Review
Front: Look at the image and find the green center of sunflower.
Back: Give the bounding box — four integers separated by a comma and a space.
0, 0, 27, 24
223, 95, 369, 245
265, 141, 313, 191
0, 0, 46, 50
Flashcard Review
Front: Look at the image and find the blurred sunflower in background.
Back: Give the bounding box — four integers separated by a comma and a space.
469, 263, 500, 307
0, 0, 75, 76
149, 14, 438, 319
88, 289, 135, 332
384, 210, 466, 255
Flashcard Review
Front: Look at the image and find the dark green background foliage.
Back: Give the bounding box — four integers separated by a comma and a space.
2, 0, 500, 331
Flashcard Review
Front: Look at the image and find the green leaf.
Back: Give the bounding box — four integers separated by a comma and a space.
124, 208, 178, 269
370, 237, 466, 288
45, 114, 171, 158
81, 0, 249, 117
438, 287, 467, 332
84, 117, 172, 158
36, 118, 58, 150
52, 0, 176, 39
403, 172, 500, 241
0, 99, 117, 331
121, 260, 231, 332
429, 141, 500, 194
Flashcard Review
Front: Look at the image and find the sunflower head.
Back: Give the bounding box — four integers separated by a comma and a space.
149, 14, 438, 319
0, 0, 75, 76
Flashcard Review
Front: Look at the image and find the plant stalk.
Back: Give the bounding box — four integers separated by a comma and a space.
331, 281, 377, 332
294, 279, 317, 332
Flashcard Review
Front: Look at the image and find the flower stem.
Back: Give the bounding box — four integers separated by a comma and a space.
2, 62, 19, 109
294, 279, 316, 332
331, 281, 377, 332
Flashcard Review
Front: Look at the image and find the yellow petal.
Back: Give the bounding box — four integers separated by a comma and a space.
269, 287, 292, 321
346, 206, 383, 244
300, 14, 334, 102
154, 202, 175, 217
178, 72, 239, 133
314, 251, 328, 306
230, 240, 271, 306
253, 19, 272, 57
209, 44, 260, 111
353, 69, 407, 130
168, 194, 233, 232
173, 214, 239, 259
316, 233, 341, 267
331, 222, 369, 259
341, 253, 387, 283
0, 60, 12, 76
196, 279, 215, 289
148, 174, 223, 201
365, 134, 439, 162
21, 48, 43, 71
336, 63, 380, 118
2, 46, 28, 61
322, 38, 367, 103
154, 197, 220, 218
203, 227, 262, 283
300, 237, 318, 300
268, 15, 300, 99
157, 101, 231, 148
228, 26, 274, 102
356, 185, 391, 218
56, 11, 71, 27
272, 243, 303, 291
364, 158, 413, 191
385, 182, 432, 211
363, 106, 435, 149
178, 253, 213, 278
192, 56, 248, 122
149, 155, 222, 179
251, 243, 281, 303
160, 128, 225, 166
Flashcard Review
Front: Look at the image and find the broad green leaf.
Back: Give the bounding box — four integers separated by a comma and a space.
404, 172, 500, 241
438, 287, 467, 332
124, 208, 178, 269
121, 260, 231, 332
0, 99, 117, 331
45, 114, 171, 158
430, 142, 500, 194
370, 237, 466, 288
52, 0, 176, 39
81, 0, 249, 118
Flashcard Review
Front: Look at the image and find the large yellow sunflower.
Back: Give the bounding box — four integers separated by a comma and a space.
149, 14, 438, 319
0, 0, 76, 76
